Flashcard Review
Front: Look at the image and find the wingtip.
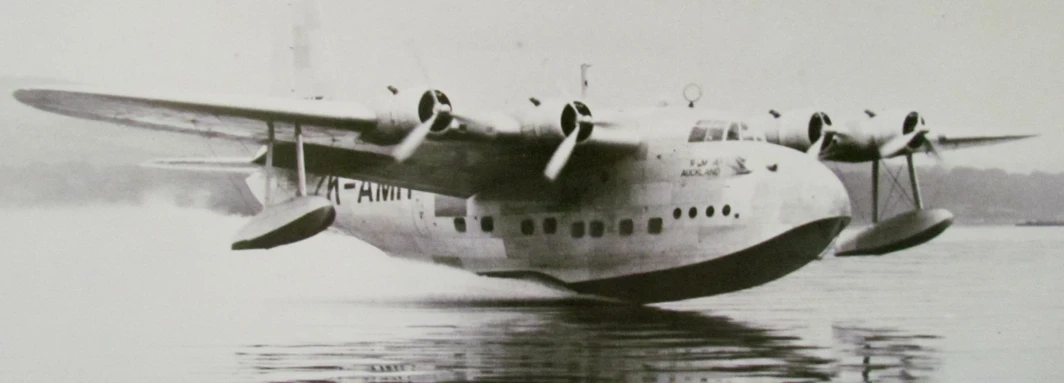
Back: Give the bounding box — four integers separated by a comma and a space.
11, 87, 56, 107
11, 88, 32, 103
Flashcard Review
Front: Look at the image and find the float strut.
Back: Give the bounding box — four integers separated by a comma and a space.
872, 160, 880, 223
265, 121, 275, 205
295, 122, 307, 197
906, 153, 923, 209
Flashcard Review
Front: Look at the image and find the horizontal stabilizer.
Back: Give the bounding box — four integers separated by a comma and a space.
141, 157, 261, 174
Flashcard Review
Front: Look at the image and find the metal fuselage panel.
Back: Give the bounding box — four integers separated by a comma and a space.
248, 135, 851, 285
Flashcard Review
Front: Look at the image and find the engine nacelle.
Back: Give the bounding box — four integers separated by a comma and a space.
366, 87, 453, 144
508, 98, 594, 144
871, 109, 924, 133
762, 109, 833, 152
867, 109, 928, 150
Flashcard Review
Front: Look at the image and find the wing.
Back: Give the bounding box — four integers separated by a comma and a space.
931, 133, 1037, 151
13, 86, 639, 198
13, 85, 378, 145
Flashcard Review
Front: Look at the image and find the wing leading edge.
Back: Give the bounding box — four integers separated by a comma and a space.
13, 86, 378, 146
932, 133, 1038, 151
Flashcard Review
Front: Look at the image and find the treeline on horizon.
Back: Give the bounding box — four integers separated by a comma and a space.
832, 163, 1063, 224
0, 161, 1060, 224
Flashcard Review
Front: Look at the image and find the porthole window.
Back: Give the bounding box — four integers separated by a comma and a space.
706, 206, 715, 217
543, 218, 558, 234
688, 207, 697, 218
481, 216, 494, 232
521, 219, 535, 235
722, 205, 731, 216
454, 217, 466, 233
571, 221, 586, 238
619, 219, 634, 236
648, 218, 663, 234
673, 208, 682, 219
590, 221, 605, 238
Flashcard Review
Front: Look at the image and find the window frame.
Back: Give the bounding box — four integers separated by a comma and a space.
520, 219, 535, 235
726, 123, 741, 141
619, 219, 634, 236
543, 218, 558, 234
589, 220, 605, 238
648, 218, 663, 234
571, 221, 586, 238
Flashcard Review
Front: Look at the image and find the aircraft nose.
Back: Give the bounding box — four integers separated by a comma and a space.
759, 147, 852, 235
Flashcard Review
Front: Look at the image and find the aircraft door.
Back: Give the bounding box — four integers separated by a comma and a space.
410, 191, 433, 237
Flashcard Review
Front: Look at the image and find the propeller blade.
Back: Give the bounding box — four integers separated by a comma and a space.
544, 132, 580, 181
878, 129, 928, 159
923, 137, 944, 163
392, 114, 438, 162
806, 135, 825, 158
591, 119, 621, 127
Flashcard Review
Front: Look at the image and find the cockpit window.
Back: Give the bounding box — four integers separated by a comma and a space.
708, 126, 725, 141
726, 123, 740, 141
687, 126, 707, 142
691, 120, 747, 142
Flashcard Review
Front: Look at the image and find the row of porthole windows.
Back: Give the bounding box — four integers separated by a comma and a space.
673, 205, 734, 219
452, 216, 665, 237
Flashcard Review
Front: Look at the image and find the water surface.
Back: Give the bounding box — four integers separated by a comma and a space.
1, 206, 1060, 382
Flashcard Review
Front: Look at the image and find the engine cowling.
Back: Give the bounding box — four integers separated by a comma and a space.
871, 109, 927, 149
763, 109, 833, 152
508, 98, 594, 144
368, 87, 453, 143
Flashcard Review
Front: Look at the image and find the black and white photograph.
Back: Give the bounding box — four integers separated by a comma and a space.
0, 1, 1060, 381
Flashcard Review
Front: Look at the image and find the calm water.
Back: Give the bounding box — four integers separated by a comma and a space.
1, 205, 1062, 382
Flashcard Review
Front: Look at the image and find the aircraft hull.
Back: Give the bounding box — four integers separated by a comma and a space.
247, 141, 852, 303
567, 216, 850, 303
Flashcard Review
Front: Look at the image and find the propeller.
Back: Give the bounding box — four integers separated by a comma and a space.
806, 135, 826, 157
878, 129, 929, 158
542, 100, 595, 181
922, 138, 943, 161
393, 89, 452, 162
805, 111, 833, 157
544, 130, 581, 180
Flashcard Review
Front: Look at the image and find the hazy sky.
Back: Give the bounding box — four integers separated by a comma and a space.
1, 0, 1061, 172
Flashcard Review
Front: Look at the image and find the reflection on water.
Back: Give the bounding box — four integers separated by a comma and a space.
235, 301, 939, 382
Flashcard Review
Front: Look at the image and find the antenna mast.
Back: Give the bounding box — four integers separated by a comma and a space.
580, 63, 591, 99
